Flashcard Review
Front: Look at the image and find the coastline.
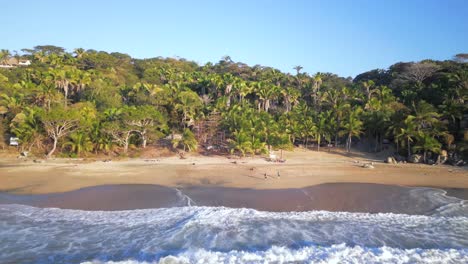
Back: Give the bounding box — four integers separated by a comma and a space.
1, 149, 467, 195
1, 183, 467, 214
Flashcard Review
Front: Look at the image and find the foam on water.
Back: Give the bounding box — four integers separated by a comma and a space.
1, 204, 468, 263
82, 245, 468, 264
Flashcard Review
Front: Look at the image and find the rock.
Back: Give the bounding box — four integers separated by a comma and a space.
386, 156, 397, 164
394, 154, 405, 162
436, 155, 448, 165
362, 163, 374, 169
427, 159, 436, 165
408, 154, 423, 163
448, 152, 466, 166
20, 151, 29, 157
33, 159, 44, 163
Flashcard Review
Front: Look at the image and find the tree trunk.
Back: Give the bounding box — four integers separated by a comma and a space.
47, 137, 58, 158
123, 141, 129, 153
317, 135, 321, 151
64, 86, 69, 107
347, 134, 352, 152
123, 132, 130, 153
407, 138, 411, 158
141, 131, 147, 148
375, 134, 379, 152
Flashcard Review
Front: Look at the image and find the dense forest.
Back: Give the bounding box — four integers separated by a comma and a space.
0, 46, 467, 164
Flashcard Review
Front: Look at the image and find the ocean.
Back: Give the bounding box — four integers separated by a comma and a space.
1, 185, 468, 263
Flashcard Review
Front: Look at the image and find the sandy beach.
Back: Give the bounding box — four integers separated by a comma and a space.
0, 149, 467, 195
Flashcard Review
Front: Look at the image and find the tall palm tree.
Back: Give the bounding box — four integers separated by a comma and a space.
394, 115, 418, 158
311, 73, 323, 110
293, 65, 303, 75
313, 111, 330, 151
175, 90, 202, 128
34, 82, 60, 111
361, 80, 376, 102
254, 81, 278, 112
73, 48, 86, 58
340, 107, 363, 152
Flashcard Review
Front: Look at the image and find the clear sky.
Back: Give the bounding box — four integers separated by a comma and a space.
3, 0, 467, 77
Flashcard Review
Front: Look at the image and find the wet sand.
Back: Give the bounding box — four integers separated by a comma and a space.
1, 183, 467, 215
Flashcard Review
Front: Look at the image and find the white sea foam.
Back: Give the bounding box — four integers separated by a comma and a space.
1, 204, 467, 263
407, 187, 468, 216
174, 188, 196, 206
82, 245, 468, 264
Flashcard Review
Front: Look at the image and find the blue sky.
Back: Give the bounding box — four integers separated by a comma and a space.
3, 0, 467, 77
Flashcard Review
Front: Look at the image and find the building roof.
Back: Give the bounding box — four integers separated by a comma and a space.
0, 57, 30, 66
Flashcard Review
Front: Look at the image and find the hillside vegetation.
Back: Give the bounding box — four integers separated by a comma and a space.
0, 46, 466, 164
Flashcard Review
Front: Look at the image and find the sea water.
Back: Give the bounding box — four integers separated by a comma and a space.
1, 187, 468, 263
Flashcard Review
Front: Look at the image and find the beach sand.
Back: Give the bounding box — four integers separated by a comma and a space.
0, 149, 467, 195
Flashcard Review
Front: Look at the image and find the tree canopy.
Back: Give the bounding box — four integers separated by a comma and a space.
0, 46, 466, 161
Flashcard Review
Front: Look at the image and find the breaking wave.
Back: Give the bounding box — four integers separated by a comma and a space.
1, 204, 468, 263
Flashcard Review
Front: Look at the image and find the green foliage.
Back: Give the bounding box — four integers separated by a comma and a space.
64, 131, 93, 155
172, 128, 198, 152
0, 46, 465, 161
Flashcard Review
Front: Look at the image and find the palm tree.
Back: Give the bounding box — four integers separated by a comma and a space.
313, 111, 330, 151
280, 86, 300, 112
64, 131, 93, 156
73, 48, 86, 58
172, 128, 198, 152
0, 49, 11, 64
175, 90, 202, 128
10, 107, 44, 152
293, 65, 303, 75
412, 134, 441, 163
361, 80, 376, 102
103, 108, 122, 121
89, 122, 112, 154
311, 73, 323, 110
340, 107, 363, 152
34, 82, 60, 111
254, 81, 279, 112
394, 115, 418, 158
228, 129, 254, 157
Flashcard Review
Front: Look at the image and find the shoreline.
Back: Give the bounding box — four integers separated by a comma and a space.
1, 149, 467, 195
1, 183, 467, 214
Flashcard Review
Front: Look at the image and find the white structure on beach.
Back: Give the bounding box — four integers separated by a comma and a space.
9, 137, 19, 146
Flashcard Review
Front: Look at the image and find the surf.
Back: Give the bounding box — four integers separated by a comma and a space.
1, 204, 468, 263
